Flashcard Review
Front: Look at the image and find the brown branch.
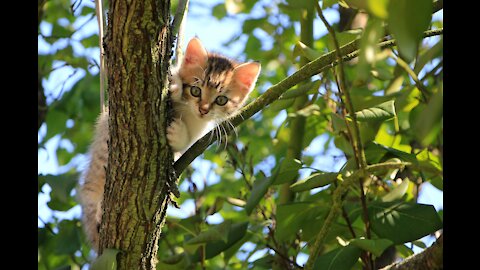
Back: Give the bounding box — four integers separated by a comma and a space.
380, 234, 443, 270
266, 243, 303, 269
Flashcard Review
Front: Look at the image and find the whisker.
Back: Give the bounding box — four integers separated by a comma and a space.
218, 123, 224, 151
214, 121, 221, 152
207, 125, 215, 145
226, 119, 238, 139
219, 122, 228, 152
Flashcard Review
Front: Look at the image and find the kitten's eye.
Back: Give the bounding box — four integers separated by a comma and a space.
215, 95, 228, 106
190, 86, 201, 97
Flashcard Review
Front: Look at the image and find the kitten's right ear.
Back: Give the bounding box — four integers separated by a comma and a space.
183, 38, 208, 68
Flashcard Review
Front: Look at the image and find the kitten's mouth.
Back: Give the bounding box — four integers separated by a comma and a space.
194, 111, 210, 120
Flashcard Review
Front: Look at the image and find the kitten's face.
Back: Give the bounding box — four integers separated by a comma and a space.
177, 38, 260, 121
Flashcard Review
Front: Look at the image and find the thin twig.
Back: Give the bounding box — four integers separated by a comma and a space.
172, 0, 189, 36
420, 59, 443, 82
95, 0, 106, 112
266, 243, 303, 269
395, 55, 430, 102
314, 1, 366, 169
173, 0, 190, 65
314, 2, 372, 268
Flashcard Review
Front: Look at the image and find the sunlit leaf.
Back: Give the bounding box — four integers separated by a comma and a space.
313, 244, 362, 270
185, 220, 232, 245
387, 0, 432, 61
382, 178, 410, 202
355, 19, 384, 82
290, 172, 338, 192
354, 100, 396, 122
90, 249, 121, 270
293, 41, 322, 62
369, 201, 443, 244
349, 238, 394, 257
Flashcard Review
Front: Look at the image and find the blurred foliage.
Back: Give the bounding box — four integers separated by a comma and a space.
38, 0, 442, 269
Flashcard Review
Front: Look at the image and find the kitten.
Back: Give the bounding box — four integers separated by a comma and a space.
78, 37, 261, 251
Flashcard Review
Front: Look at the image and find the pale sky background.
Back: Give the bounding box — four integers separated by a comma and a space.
38, 0, 443, 266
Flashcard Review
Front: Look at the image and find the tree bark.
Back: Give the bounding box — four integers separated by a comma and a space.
380, 234, 443, 270
99, 0, 175, 269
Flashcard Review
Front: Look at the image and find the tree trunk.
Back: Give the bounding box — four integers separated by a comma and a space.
99, 0, 175, 269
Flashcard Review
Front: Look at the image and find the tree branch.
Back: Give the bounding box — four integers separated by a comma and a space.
380, 234, 443, 270
172, 0, 189, 38
95, 0, 106, 112
173, 29, 443, 175
303, 162, 411, 270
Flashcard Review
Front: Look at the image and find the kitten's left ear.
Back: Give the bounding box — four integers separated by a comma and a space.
233, 62, 261, 92
183, 37, 208, 68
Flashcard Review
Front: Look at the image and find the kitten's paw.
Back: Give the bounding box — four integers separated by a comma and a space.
167, 119, 190, 152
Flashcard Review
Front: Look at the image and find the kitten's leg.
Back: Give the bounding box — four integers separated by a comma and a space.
79, 186, 102, 251
79, 111, 109, 252
167, 119, 190, 152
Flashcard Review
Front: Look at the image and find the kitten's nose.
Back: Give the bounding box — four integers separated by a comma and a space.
199, 104, 209, 115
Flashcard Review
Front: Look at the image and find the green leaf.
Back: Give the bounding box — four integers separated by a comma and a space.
411, 89, 443, 147
371, 65, 394, 81
414, 39, 443, 74
80, 33, 99, 48
245, 175, 275, 215
326, 30, 362, 52
387, 0, 432, 61
350, 87, 400, 111
293, 41, 322, 62
276, 202, 325, 241
43, 173, 79, 211
271, 158, 302, 185
90, 249, 121, 270
382, 178, 410, 202
45, 110, 69, 141
204, 222, 249, 259
344, 0, 367, 9
396, 244, 414, 258
313, 244, 362, 270
51, 23, 74, 38
354, 100, 396, 122
288, 104, 320, 118
286, 0, 315, 9
369, 201, 443, 244
252, 254, 274, 269
355, 18, 384, 83
349, 238, 394, 257
280, 80, 321, 100
223, 231, 253, 264
212, 3, 227, 19
53, 220, 82, 255
157, 253, 189, 270
268, 98, 295, 112
367, 0, 390, 19
80, 6, 96, 16
185, 220, 232, 245
290, 172, 338, 192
